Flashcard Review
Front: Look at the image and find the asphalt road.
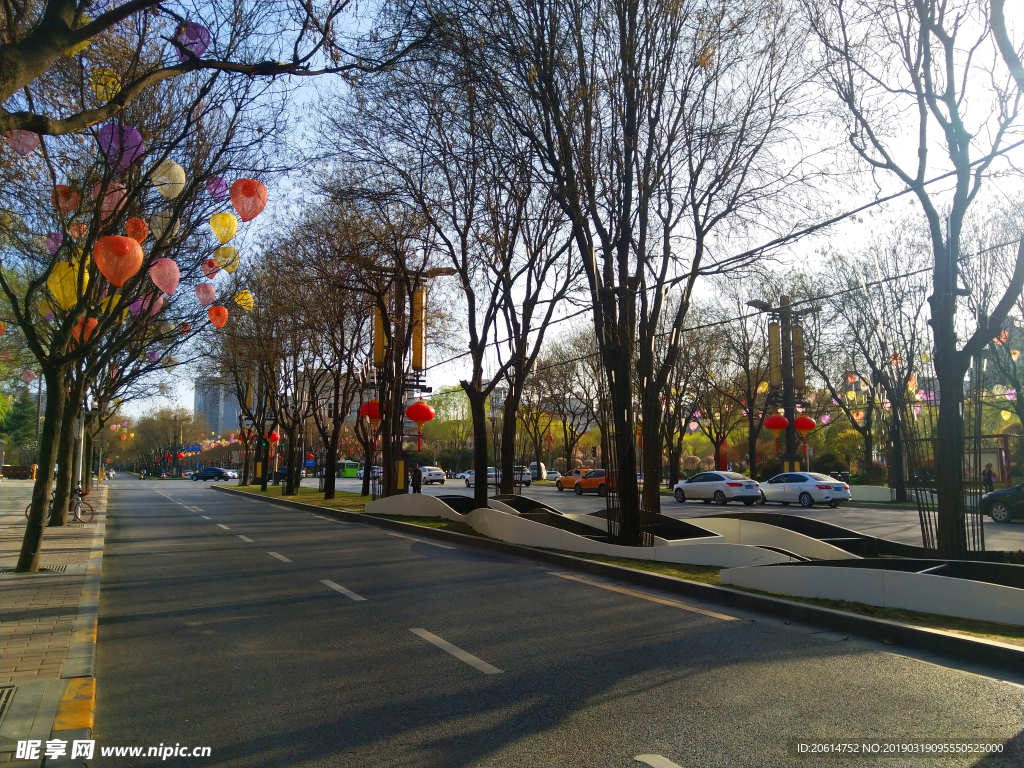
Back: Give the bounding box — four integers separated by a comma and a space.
94, 479, 1022, 767
320, 477, 1024, 553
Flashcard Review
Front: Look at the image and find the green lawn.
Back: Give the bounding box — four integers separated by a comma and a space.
226, 484, 370, 512
367, 514, 484, 537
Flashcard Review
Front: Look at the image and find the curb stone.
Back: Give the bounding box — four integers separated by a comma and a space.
212, 486, 1023, 672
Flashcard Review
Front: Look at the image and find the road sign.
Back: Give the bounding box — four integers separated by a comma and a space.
305, 460, 315, 467
186, 443, 201, 452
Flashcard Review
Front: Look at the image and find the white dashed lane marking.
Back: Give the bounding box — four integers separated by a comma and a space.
200, 516, 211, 520
320, 580, 366, 601
237, 535, 253, 542
216, 524, 230, 530
409, 629, 503, 674
635, 755, 682, 768
268, 552, 292, 563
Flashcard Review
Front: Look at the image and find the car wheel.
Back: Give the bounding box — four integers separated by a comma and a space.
556, 482, 563, 492
742, 499, 755, 506
440, 479, 445, 485
598, 484, 606, 497
574, 484, 583, 495
192, 477, 198, 482
466, 480, 471, 487
990, 502, 1013, 523
757, 491, 766, 505
799, 492, 814, 508
674, 488, 686, 503
714, 490, 727, 505
829, 501, 839, 508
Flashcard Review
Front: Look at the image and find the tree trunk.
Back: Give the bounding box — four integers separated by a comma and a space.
499, 385, 522, 494
83, 428, 94, 492
323, 417, 342, 500
933, 357, 968, 558
641, 398, 662, 514
464, 387, 490, 508
17, 364, 68, 572
888, 407, 907, 502
283, 429, 298, 495
50, 389, 80, 527
861, 429, 873, 482
713, 438, 724, 472
607, 356, 641, 545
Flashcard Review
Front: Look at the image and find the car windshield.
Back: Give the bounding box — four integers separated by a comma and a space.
722, 472, 749, 480
808, 473, 837, 481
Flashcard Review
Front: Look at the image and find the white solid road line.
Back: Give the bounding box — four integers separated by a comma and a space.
387, 532, 456, 550
237, 535, 253, 542
201, 515, 211, 520
319, 580, 366, 601
635, 755, 682, 768
549, 572, 737, 621
216, 524, 230, 530
268, 552, 292, 562
409, 628, 503, 674
190, 507, 204, 511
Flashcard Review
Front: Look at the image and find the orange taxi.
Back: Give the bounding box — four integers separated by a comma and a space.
573, 469, 615, 497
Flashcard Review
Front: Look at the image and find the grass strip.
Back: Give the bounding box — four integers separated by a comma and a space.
228, 484, 369, 512
367, 514, 484, 537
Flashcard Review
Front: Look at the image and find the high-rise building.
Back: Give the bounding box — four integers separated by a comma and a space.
193, 376, 241, 437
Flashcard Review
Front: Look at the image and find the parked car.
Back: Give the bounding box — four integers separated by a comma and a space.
356, 465, 383, 480
456, 470, 473, 480
981, 483, 1024, 523
545, 470, 561, 481
760, 472, 850, 508
182, 470, 193, 478
418, 466, 446, 484
555, 467, 591, 492
495, 466, 532, 486
192, 467, 237, 482
529, 462, 547, 480
673, 472, 760, 506
467, 467, 497, 486
574, 469, 615, 496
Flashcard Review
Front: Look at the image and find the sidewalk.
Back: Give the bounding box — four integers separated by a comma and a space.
0, 480, 107, 766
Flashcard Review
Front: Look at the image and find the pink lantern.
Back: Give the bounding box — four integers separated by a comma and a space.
149, 258, 180, 296
4, 129, 41, 156
913, 405, 922, 415
195, 283, 216, 306
820, 413, 831, 425
687, 421, 699, 432
21, 369, 35, 384
45, 232, 63, 255
92, 182, 127, 221
1007, 389, 1018, 403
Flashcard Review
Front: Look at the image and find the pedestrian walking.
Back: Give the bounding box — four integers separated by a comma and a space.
982, 463, 996, 494
411, 463, 422, 494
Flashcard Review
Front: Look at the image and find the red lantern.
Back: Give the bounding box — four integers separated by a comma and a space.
177, 452, 185, 459
268, 432, 280, 444
406, 398, 435, 451
52, 185, 81, 214
208, 305, 228, 329
125, 217, 149, 243
306, 453, 315, 461
794, 415, 816, 437
359, 399, 382, 431
120, 434, 127, 441
763, 414, 788, 454
94, 236, 143, 287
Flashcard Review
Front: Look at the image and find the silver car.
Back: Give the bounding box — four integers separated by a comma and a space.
761, 472, 851, 508
673, 471, 760, 505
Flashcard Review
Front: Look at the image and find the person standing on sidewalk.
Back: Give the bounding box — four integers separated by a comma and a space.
982, 463, 996, 494
411, 464, 422, 494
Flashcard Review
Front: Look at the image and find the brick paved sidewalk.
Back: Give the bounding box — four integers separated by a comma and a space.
0, 480, 107, 766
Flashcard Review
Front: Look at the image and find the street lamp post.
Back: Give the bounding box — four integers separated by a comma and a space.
747, 295, 817, 473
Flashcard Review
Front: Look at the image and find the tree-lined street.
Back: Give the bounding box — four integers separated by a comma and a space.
94, 480, 1021, 767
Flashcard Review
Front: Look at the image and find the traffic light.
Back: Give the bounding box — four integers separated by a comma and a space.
591, 446, 597, 459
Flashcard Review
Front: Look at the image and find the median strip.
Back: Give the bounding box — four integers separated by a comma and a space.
320, 580, 366, 601
409, 628, 503, 674
549, 572, 738, 621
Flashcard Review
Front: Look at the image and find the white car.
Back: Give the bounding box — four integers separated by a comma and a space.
467, 467, 496, 486
761, 472, 851, 508
456, 470, 472, 480
546, 470, 560, 481
356, 465, 382, 480
673, 471, 760, 506
418, 466, 446, 484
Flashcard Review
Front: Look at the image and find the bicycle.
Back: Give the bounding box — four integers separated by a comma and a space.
70, 486, 94, 523
25, 490, 54, 519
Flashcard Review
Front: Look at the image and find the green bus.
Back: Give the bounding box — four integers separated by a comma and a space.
337, 460, 360, 478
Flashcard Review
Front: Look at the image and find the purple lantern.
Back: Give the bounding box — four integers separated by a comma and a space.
146, 351, 160, 362
129, 298, 144, 316
1007, 389, 1018, 403
46, 232, 63, 255
206, 177, 228, 200
175, 22, 211, 61
97, 124, 145, 173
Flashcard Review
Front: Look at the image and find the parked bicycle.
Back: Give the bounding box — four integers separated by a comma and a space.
24, 484, 94, 523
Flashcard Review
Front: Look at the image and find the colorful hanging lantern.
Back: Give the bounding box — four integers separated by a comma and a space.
214, 246, 239, 273
68, 221, 89, 240
150, 210, 180, 240
994, 329, 1010, 345
4, 129, 40, 156
149, 258, 180, 296
306, 453, 315, 461
177, 452, 185, 459
209, 212, 237, 244
206, 177, 228, 200
94, 236, 143, 287
794, 415, 815, 437
268, 432, 280, 444
0, 321, 6, 335
820, 413, 831, 425
763, 414, 788, 454
179, 322, 192, 335
46, 232, 63, 255
91, 181, 126, 220
71, 317, 98, 343
201, 258, 220, 278
1000, 410, 1011, 421
846, 373, 857, 383
1007, 389, 1018, 403
90, 67, 120, 101
230, 178, 268, 222
21, 369, 35, 385
234, 290, 254, 311
120, 434, 127, 441
174, 22, 211, 60
125, 217, 149, 243
913, 404, 922, 416
406, 398, 435, 451
47, 262, 86, 310
208, 305, 228, 329
851, 410, 865, 422
889, 353, 901, 366
1012, 350, 1021, 362
52, 185, 81, 213
756, 381, 769, 394
196, 283, 216, 306
97, 123, 145, 173
151, 159, 186, 199
907, 374, 917, 390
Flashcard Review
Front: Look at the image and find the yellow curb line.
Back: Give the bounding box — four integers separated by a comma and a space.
52, 677, 95, 731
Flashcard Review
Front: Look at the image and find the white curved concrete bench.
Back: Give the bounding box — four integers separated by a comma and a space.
683, 517, 861, 560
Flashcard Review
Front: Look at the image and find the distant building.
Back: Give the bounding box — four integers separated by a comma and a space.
194, 376, 241, 437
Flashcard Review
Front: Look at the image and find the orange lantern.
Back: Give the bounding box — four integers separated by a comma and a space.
230, 178, 268, 222
125, 217, 149, 243
71, 317, 98, 343
52, 185, 81, 214
406, 398, 435, 451
208, 305, 228, 329
94, 235, 143, 287
852, 410, 865, 422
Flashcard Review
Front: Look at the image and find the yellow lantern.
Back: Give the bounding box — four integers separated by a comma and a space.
47, 261, 87, 310
234, 290, 254, 311
214, 246, 239, 273
756, 381, 769, 394
90, 67, 120, 101
209, 212, 238, 244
